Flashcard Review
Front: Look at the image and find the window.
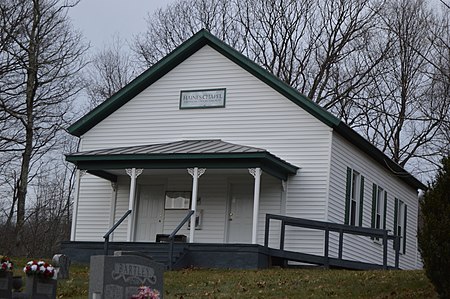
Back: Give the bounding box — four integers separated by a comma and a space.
345, 167, 364, 226
394, 198, 407, 254
375, 186, 383, 229
371, 184, 387, 231
164, 191, 191, 209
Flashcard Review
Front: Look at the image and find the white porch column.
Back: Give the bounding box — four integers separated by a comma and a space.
70, 169, 86, 241
188, 167, 206, 243
249, 168, 262, 244
126, 168, 143, 242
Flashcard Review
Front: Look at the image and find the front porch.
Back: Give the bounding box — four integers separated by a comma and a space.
65, 139, 401, 271
66, 140, 299, 246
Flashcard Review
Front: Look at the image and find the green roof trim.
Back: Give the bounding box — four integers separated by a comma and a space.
336, 123, 426, 190
66, 152, 298, 181
67, 29, 425, 190
68, 29, 339, 137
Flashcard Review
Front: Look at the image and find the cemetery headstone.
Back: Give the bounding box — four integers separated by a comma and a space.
24, 276, 57, 299
89, 251, 164, 299
52, 254, 70, 280
0, 271, 12, 299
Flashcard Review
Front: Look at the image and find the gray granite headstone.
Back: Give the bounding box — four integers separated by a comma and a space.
88, 251, 164, 299
24, 276, 57, 299
52, 254, 70, 280
0, 271, 12, 299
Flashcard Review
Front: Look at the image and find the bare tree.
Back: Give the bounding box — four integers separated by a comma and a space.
235, 0, 389, 121
85, 36, 138, 109
354, 0, 449, 171
131, 0, 449, 178
134, 0, 238, 68
0, 0, 87, 247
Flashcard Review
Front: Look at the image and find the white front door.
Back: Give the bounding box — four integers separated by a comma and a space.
227, 182, 253, 243
134, 185, 165, 241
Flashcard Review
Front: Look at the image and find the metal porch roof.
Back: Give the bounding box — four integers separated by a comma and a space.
66, 140, 299, 181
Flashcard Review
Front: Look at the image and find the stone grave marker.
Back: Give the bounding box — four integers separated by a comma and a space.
89, 251, 164, 299
52, 254, 70, 280
0, 271, 12, 299
24, 276, 57, 299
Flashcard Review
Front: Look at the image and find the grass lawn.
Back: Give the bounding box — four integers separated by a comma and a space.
10, 257, 437, 298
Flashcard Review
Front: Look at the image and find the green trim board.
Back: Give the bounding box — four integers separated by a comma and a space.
66, 140, 299, 181
67, 29, 425, 191
68, 155, 294, 181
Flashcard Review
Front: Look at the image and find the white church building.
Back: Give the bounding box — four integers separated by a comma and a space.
64, 29, 425, 270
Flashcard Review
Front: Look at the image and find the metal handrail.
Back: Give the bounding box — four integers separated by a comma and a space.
264, 213, 401, 269
168, 210, 194, 270
103, 210, 132, 255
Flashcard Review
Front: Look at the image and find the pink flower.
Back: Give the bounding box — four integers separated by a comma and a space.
131, 286, 160, 299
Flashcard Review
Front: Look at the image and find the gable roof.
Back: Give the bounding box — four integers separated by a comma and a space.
68, 29, 425, 190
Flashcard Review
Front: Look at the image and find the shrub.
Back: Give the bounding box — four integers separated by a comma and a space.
418, 156, 450, 299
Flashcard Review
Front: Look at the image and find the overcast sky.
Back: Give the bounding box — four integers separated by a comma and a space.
69, 0, 176, 51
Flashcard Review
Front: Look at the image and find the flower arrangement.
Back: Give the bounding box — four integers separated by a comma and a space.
23, 261, 55, 279
131, 286, 160, 299
0, 256, 13, 272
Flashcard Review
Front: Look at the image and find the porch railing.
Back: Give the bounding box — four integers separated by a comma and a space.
103, 209, 132, 255
264, 213, 400, 269
168, 210, 194, 270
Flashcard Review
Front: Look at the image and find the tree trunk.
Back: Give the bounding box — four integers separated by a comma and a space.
15, 0, 39, 245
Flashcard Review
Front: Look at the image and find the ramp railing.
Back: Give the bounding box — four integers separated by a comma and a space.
103, 210, 132, 255
168, 210, 194, 270
264, 213, 400, 269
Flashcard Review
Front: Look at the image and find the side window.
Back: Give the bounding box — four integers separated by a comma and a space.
345, 167, 364, 226
376, 186, 383, 229
371, 183, 387, 230
394, 198, 407, 254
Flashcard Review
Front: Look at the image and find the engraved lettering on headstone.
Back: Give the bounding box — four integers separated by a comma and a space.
125, 286, 139, 299
89, 253, 165, 299
111, 263, 156, 285
105, 284, 123, 299
37, 282, 54, 295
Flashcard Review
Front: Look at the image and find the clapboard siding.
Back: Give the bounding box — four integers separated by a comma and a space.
328, 133, 420, 269
110, 176, 131, 241
75, 174, 112, 241
258, 175, 282, 247
76, 45, 332, 252
105, 172, 282, 245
